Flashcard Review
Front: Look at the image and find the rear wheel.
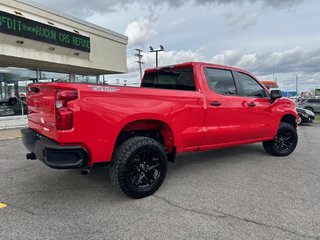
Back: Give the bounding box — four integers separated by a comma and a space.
110, 137, 168, 199
263, 122, 298, 156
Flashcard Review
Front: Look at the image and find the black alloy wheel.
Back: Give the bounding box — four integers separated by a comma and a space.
273, 130, 295, 154
111, 137, 168, 199
263, 122, 298, 156
129, 149, 162, 189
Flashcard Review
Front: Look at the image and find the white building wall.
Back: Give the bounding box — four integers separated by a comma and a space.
0, 0, 128, 75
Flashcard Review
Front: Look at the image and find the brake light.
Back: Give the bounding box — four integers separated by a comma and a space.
56, 89, 78, 130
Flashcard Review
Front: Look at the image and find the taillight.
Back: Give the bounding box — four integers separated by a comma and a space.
56, 89, 78, 130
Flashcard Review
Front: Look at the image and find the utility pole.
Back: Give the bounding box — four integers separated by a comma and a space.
273, 57, 277, 82
296, 74, 299, 96
149, 45, 164, 68
135, 49, 143, 80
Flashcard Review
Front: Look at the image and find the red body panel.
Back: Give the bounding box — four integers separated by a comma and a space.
26, 62, 298, 167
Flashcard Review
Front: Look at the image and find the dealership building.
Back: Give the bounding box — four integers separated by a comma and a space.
0, 0, 128, 127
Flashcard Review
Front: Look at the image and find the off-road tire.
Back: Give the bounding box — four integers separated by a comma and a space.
263, 122, 298, 156
110, 137, 168, 199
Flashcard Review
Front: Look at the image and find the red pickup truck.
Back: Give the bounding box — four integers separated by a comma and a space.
21, 62, 298, 198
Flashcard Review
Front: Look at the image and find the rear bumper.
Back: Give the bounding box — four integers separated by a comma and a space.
21, 128, 89, 169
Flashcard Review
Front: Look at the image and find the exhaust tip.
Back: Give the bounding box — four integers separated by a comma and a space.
81, 168, 91, 175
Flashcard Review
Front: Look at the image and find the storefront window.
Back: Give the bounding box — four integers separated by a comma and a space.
0, 67, 36, 117
75, 75, 98, 84
0, 68, 108, 118
40, 71, 69, 82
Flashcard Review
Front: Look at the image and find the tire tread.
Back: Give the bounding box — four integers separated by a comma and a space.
263, 122, 298, 156
110, 137, 167, 199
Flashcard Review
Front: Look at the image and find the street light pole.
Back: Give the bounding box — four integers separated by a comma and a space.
149, 45, 164, 68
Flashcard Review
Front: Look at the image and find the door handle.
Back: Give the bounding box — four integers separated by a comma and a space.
247, 102, 256, 107
210, 101, 221, 106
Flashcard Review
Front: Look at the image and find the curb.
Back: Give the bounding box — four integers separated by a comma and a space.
0, 128, 23, 141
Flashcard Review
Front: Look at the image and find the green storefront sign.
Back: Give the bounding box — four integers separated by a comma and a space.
0, 10, 90, 52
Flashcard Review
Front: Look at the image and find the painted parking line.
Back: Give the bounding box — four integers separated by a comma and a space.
0, 202, 7, 209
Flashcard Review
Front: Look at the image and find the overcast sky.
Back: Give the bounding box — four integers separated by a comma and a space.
33, 0, 320, 91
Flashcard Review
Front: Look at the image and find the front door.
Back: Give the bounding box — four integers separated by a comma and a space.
233, 71, 276, 140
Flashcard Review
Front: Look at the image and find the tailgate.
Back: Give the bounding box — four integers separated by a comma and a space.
27, 84, 57, 133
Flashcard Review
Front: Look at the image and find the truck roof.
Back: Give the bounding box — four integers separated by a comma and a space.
144, 62, 251, 75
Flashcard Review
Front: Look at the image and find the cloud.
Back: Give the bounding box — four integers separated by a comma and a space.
211, 47, 320, 76
127, 48, 205, 72
110, 46, 320, 91
193, 0, 302, 9
225, 12, 258, 31
211, 50, 243, 66
34, 0, 303, 17
125, 17, 157, 47
272, 72, 320, 91
169, 18, 186, 26
126, 46, 320, 82
146, 49, 205, 67
211, 47, 320, 91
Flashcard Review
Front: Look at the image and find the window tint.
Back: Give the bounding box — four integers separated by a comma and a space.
237, 72, 267, 98
205, 68, 237, 95
141, 68, 196, 91
308, 99, 320, 103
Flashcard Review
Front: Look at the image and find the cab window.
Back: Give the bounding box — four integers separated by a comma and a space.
141, 68, 196, 91
237, 72, 268, 98
205, 68, 237, 95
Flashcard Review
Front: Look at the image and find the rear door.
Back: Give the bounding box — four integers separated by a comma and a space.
316, 99, 320, 112
311, 99, 320, 112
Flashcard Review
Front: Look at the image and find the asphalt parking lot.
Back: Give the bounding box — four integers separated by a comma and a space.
0, 124, 320, 240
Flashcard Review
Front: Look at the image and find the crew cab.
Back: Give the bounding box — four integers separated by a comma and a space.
21, 62, 298, 198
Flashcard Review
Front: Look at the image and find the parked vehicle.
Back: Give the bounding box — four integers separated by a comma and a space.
0, 105, 14, 116
0, 97, 17, 116
296, 107, 315, 125
298, 98, 320, 113
21, 62, 298, 198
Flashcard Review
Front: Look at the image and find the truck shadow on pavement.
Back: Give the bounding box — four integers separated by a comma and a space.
8, 143, 273, 202
79, 143, 269, 198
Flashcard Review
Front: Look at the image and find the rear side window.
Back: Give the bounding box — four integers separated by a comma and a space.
205, 68, 237, 95
141, 68, 196, 91
237, 72, 268, 98
308, 99, 320, 103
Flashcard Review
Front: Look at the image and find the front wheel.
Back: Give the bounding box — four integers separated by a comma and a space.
263, 122, 298, 156
110, 137, 168, 199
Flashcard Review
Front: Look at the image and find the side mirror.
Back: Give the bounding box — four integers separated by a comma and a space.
270, 90, 282, 103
